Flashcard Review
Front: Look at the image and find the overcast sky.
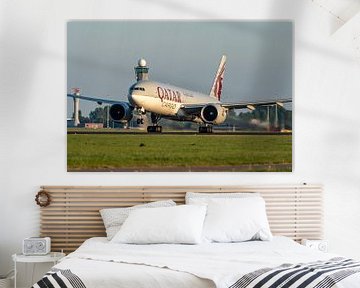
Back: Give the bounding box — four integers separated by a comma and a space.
67, 21, 292, 117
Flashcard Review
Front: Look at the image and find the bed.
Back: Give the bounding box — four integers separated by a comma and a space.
33, 185, 360, 288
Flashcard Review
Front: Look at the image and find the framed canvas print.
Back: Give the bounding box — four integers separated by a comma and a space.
67, 21, 292, 172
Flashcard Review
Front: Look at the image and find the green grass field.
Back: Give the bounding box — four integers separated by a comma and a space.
67, 134, 292, 171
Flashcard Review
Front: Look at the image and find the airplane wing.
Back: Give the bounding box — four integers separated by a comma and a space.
179, 98, 292, 115
67, 94, 130, 106
221, 98, 292, 110
178, 104, 205, 114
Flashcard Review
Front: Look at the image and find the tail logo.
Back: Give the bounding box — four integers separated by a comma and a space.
214, 64, 225, 100
210, 55, 226, 101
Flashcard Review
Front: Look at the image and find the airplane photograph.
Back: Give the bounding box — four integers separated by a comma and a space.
68, 55, 291, 133
67, 21, 293, 172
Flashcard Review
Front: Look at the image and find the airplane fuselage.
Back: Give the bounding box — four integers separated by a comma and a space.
128, 80, 222, 123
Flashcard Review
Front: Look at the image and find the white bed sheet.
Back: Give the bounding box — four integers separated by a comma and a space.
54, 236, 360, 288
55, 258, 214, 288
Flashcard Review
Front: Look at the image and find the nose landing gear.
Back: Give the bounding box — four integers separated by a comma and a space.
136, 118, 144, 125
134, 107, 146, 126
147, 113, 162, 133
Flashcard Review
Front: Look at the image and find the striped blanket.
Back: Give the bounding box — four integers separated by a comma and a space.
32, 268, 86, 288
230, 258, 360, 288
32, 258, 360, 288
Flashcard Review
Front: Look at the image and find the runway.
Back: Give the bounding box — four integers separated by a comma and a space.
67, 130, 292, 136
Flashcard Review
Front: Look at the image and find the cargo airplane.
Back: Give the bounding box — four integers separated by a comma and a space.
67, 56, 291, 133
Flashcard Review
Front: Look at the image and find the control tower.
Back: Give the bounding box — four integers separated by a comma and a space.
71, 88, 80, 127
134, 58, 149, 81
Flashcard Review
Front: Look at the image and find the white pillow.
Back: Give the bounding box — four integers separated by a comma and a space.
202, 197, 272, 243
100, 200, 176, 240
111, 205, 207, 244
186, 192, 259, 204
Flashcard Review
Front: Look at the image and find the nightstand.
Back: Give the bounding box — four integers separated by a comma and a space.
12, 252, 65, 288
301, 239, 328, 252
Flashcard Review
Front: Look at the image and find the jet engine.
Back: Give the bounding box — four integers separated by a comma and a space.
200, 104, 227, 124
109, 103, 133, 122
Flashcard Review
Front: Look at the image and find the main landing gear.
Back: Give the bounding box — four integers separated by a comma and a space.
147, 126, 162, 133
199, 125, 213, 133
147, 113, 162, 133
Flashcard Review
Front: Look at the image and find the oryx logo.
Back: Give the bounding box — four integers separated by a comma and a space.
209, 55, 226, 101
214, 64, 225, 100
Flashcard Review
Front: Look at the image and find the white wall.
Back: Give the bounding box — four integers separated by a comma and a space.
1, 0, 360, 286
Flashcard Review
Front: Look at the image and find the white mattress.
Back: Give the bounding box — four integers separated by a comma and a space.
53, 236, 360, 288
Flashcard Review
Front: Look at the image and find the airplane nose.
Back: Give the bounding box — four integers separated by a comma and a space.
128, 92, 137, 106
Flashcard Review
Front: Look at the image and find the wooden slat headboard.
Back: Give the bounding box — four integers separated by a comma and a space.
39, 184, 323, 253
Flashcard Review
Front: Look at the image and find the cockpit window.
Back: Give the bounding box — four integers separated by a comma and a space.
129, 85, 145, 92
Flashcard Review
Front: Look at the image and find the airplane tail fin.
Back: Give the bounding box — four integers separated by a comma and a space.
209, 55, 226, 101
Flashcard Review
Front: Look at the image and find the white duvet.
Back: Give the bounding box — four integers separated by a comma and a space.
53, 237, 360, 288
